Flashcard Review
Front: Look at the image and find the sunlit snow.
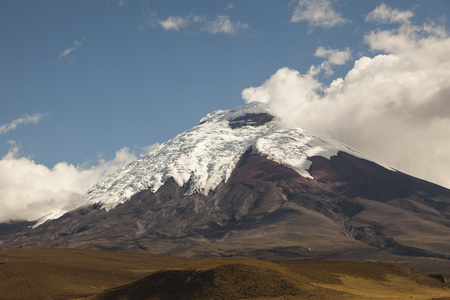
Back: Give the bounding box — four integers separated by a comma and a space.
86, 102, 367, 210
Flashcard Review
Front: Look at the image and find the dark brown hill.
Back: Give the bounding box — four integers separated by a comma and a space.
94, 258, 324, 300
94, 258, 450, 300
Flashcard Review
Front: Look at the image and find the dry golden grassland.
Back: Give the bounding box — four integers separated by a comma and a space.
0, 248, 190, 300
0, 248, 449, 299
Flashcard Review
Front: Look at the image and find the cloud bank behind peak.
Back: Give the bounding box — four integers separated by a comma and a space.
243, 16, 450, 188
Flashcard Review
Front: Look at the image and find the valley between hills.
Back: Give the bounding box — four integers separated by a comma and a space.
0, 248, 449, 300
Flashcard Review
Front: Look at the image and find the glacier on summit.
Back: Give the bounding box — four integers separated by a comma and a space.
86, 102, 367, 211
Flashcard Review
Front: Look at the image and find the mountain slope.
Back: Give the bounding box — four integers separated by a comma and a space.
3, 102, 450, 266
5, 150, 450, 262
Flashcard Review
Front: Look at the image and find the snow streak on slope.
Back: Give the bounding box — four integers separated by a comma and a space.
86, 102, 366, 210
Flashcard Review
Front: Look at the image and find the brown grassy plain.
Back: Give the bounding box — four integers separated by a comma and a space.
0, 248, 190, 300
0, 248, 449, 299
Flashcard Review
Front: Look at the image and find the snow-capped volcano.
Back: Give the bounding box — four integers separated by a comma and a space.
86, 102, 365, 210
4, 102, 450, 267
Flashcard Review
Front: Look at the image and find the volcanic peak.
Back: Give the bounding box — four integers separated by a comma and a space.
86, 102, 366, 211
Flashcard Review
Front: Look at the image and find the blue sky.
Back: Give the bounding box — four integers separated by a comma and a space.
2, 0, 443, 166
1, 1, 450, 222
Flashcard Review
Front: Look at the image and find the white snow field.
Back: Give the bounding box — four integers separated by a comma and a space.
86, 102, 368, 210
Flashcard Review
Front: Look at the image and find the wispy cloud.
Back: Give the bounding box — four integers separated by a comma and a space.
202, 15, 249, 35
159, 15, 205, 31
291, 0, 348, 29
0, 113, 46, 135
58, 37, 85, 62
118, 0, 127, 7
148, 11, 248, 35
141, 7, 158, 28
366, 3, 413, 24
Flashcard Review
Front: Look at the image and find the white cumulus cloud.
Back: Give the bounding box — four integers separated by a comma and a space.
365, 22, 447, 54
0, 143, 137, 223
364, 4, 447, 54
314, 47, 351, 65
291, 0, 348, 29
242, 18, 450, 189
